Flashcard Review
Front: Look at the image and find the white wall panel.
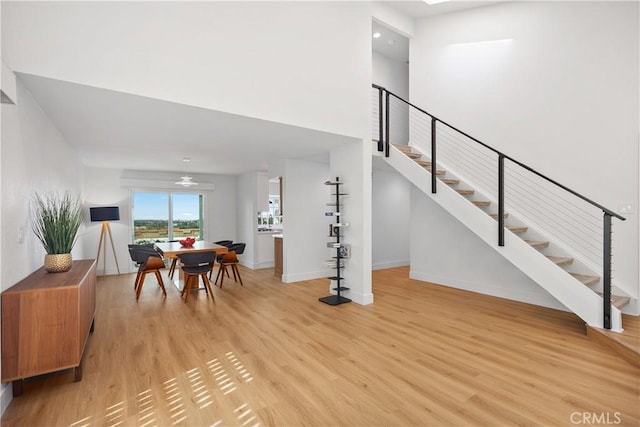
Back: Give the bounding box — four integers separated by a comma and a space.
0, 76, 83, 416
2, 1, 371, 139
410, 1, 639, 311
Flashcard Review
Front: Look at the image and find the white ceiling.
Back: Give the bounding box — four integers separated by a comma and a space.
373, 1, 504, 63
18, 74, 354, 176
380, 1, 503, 19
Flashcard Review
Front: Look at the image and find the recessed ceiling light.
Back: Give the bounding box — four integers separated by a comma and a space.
373, 32, 381, 39
423, 0, 450, 4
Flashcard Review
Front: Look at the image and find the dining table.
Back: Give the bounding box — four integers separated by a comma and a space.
154, 241, 229, 291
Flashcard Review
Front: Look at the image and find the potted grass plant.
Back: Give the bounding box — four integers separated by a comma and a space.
32, 191, 84, 273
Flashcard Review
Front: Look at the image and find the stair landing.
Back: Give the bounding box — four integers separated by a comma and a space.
586, 314, 640, 367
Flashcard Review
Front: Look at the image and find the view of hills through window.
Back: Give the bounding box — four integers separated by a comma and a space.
132, 192, 203, 243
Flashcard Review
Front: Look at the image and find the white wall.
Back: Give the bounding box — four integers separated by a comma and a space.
81, 167, 237, 275
0, 75, 83, 415
372, 165, 411, 269
410, 187, 568, 311
236, 172, 258, 269
373, 50, 410, 144
281, 159, 330, 282
410, 1, 639, 311
373, 51, 409, 99
2, 1, 371, 140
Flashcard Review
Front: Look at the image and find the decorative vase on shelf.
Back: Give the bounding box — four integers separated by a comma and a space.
44, 253, 73, 273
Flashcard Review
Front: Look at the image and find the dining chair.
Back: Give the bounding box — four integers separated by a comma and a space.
214, 240, 233, 247
215, 251, 244, 288
177, 251, 216, 303
228, 242, 246, 256
127, 243, 158, 289
128, 245, 167, 300
210, 242, 245, 280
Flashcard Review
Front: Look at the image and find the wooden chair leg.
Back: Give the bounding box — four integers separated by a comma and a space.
154, 270, 167, 297
181, 274, 188, 296
136, 272, 148, 300
202, 275, 215, 300
233, 264, 243, 286
168, 258, 177, 279
201, 274, 208, 295
134, 270, 142, 290
215, 265, 224, 287
208, 260, 217, 279
231, 264, 238, 282
183, 275, 192, 303
219, 265, 227, 288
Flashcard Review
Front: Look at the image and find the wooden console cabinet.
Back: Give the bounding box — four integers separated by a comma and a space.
1, 259, 96, 396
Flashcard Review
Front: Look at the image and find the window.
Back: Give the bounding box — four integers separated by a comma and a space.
132, 191, 204, 243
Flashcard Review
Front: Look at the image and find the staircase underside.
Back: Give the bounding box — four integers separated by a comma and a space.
378, 142, 628, 332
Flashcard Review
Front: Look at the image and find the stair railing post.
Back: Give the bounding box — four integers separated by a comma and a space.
385, 91, 390, 157
498, 154, 505, 246
603, 212, 612, 330
377, 88, 383, 152
431, 117, 437, 193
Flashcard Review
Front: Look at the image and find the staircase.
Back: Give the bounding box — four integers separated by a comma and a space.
377, 141, 631, 332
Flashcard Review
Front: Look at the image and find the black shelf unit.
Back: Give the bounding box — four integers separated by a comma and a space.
319, 177, 351, 306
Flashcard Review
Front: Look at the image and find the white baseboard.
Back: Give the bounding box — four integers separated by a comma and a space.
255, 261, 274, 269
342, 290, 374, 305
372, 259, 409, 270
282, 270, 329, 283
239, 260, 274, 270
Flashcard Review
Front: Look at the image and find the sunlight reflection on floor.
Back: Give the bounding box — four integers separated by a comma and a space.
68, 351, 259, 427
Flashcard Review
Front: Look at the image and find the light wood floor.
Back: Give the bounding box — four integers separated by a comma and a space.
2, 266, 639, 426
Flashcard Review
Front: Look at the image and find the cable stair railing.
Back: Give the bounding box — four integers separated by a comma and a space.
372, 83, 628, 331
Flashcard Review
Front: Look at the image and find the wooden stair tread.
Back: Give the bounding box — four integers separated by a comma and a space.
506, 226, 528, 234
489, 212, 509, 219
525, 240, 549, 249
429, 169, 446, 176
392, 143, 413, 152
405, 152, 422, 159
596, 293, 631, 309
570, 273, 600, 286
414, 160, 432, 167
546, 256, 574, 266
456, 189, 475, 196
472, 200, 490, 207
440, 178, 460, 185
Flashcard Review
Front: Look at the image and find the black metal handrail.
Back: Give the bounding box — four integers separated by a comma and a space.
373, 83, 626, 329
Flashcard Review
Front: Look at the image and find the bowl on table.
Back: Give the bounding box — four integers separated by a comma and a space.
179, 237, 196, 247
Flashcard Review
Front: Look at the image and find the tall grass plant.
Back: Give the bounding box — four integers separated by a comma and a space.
32, 192, 83, 254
